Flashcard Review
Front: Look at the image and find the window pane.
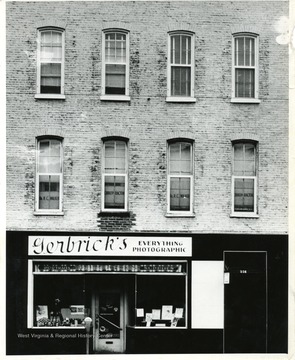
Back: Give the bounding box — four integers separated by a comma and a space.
172, 35, 180, 64
34, 275, 85, 327
104, 141, 126, 173
39, 140, 61, 173
235, 69, 254, 98
104, 175, 125, 209
105, 33, 126, 63
170, 143, 191, 174
39, 175, 60, 209
244, 144, 255, 175
106, 64, 126, 95
234, 178, 254, 212
234, 143, 255, 176
235, 37, 245, 66
181, 35, 191, 65
136, 275, 186, 327
171, 67, 191, 96
170, 177, 190, 211
41, 63, 61, 94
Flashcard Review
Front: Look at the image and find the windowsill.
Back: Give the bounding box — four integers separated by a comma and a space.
230, 98, 261, 104
230, 213, 259, 218
34, 211, 64, 216
100, 95, 131, 101
35, 94, 66, 100
166, 213, 195, 218
31, 326, 85, 329
127, 326, 187, 330
166, 96, 196, 103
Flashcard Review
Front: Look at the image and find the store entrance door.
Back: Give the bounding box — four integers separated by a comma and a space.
93, 282, 125, 353
224, 251, 267, 353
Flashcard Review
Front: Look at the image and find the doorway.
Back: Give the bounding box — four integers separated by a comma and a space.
223, 251, 267, 353
91, 276, 130, 354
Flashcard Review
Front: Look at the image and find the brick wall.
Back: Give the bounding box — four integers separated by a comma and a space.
6, 1, 288, 233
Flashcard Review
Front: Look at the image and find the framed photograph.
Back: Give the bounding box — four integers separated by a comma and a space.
136, 308, 144, 317
175, 308, 184, 318
161, 305, 173, 320
152, 309, 161, 320
70, 305, 85, 315
36, 305, 48, 321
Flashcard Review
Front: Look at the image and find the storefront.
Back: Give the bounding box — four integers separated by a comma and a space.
6, 231, 288, 355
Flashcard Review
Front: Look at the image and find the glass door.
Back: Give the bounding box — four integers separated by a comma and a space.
94, 290, 124, 353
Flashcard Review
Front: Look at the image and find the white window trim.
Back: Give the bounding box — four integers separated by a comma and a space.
35, 138, 63, 215
167, 141, 194, 215
231, 175, 258, 217
36, 28, 65, 99
101, 30, 130, 99
101, 140, 128, 212
166, 32, 195, 101
167, 174, 194, 215
231, 33, 259, 103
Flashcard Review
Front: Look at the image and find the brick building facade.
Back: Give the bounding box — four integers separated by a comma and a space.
6, 0, 289, 355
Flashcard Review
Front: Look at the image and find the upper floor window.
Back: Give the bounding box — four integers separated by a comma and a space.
167, 141, 193, 214
36, 28, 65, 99
232, 34, 260, 103
36, 138, 63, 214
101, 30, 130, 101
231, 142, 258, 216
102, 139, 128, 211
167, 32, 195, 103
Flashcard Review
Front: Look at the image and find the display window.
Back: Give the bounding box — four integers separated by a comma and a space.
28, 260, 187, 329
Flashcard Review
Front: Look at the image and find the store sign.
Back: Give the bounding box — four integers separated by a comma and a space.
28, 236, 192, 257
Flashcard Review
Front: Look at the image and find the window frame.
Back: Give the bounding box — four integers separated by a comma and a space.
231, 141, 258, 217
35, 137, 64, 215
167, 140, 194, 216
35, 27, 65, 100
101, 29, 130, 101
101, 138, 128, 212
231, 33, 260, 103
166, 31, 196, 103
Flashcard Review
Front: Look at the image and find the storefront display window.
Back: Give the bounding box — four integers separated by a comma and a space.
29, 260, 187, 329
135, 275, 186, 328
33, 275, 87, 327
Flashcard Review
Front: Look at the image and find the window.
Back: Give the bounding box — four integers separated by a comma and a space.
36, 28, 65, 99
101, 30, 130, 100
167, 141, 193, 214
232, 33, 259, 102
102, 139, 128, 211
36, 138, 63, 213
167, 32, 195, 102
232, 142, 258, 216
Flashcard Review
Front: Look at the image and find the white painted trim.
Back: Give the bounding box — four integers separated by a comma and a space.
230, 98, 261, 104
35, 138, 63, 213
231, 176, 257, 216
231, 142, 258, 216
27, 260, 34, 328
36, 28, 65, 96
101, 30, 129, 97
35, 94, 66, 100
167, 141, 194, 214
166, 96, 196, 103
232, 34, 259, 101
167, 32, 195, 98
101, 140, 128, 212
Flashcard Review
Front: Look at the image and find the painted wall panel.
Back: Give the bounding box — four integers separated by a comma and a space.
191, 261, 224, 329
